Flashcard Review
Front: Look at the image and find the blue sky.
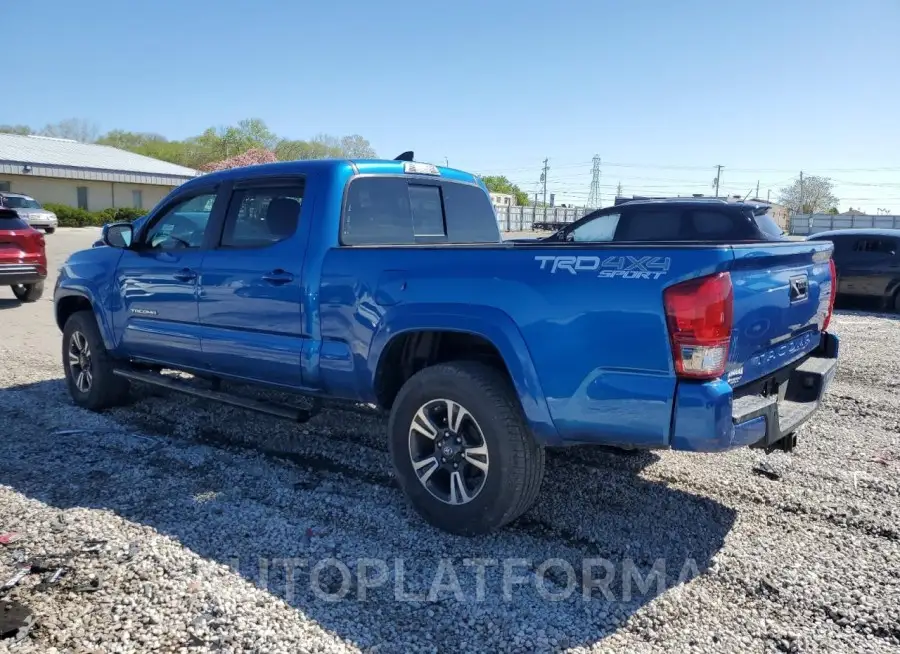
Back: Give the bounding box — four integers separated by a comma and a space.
8, 0, 900, 211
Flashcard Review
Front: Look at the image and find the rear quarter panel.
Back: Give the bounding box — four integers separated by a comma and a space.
317, 244, 735, 447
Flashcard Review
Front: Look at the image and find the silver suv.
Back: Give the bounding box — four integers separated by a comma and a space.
0, 192, 58, 233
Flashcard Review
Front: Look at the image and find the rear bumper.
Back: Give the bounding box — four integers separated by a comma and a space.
0, 264, 47, 286
670, 332, 839, 452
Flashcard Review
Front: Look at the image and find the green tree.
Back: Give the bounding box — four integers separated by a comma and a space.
340, 134, 377, 158
480, 175, 529, 206
0, 124, 32, 135
778, 176, 840, 214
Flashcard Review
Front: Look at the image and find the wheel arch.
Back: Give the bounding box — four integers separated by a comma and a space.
367, 304, 560, 445
55, 289, 116, 350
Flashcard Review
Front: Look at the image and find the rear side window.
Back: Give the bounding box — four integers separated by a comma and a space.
615, 208, 685, 241
341, 177, 500, 245
853, 238, 897, 255
752, 211, 785, 238
615, 207, 755, 241
220, 183, 304, 248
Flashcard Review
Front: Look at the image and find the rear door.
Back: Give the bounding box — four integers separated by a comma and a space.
114, 186, 225, 368
725, 241, 834, 387
847, 236, 899, 297
197, 176, 309, 387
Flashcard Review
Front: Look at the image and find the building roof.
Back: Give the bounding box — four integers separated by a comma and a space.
0, 133, 198, 186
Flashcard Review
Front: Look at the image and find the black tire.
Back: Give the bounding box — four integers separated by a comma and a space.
44, 227, 56, 234
893, 290, 900, 312
11, 281, 44, 303
62, 310, 130, 411
388, 361, 545, 535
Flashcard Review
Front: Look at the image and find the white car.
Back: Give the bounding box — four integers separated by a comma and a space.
0, 192, 58, 233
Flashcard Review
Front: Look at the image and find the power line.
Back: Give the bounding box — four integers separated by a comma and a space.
587, 155, 602, 208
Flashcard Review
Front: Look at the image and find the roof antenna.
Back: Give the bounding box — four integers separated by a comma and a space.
394, 151, 414, 162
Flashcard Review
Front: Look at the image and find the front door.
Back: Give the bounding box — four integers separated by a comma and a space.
197, 177, 309, 388
115, 189, 223, 368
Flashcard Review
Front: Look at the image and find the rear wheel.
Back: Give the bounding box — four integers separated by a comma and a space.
388, 361, 545, 535
11, 281, 43, 303
62, 310, 130, 411
893, 290, 900, 312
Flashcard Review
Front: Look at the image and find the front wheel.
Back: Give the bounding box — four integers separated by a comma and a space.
44, 227, 56, 234
11, 282, 44, 303
62, 310, 130, 411
388, 361, 545, 535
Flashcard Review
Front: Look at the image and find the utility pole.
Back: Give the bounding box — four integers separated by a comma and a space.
540, 158, 550, 219
755, 180, 760, 199
799, 171, 804, 214
767, 189, 771, 203
541, 158, 549, 207
616, 181, 623, 197
587, 155, 602, 208
713, 165, 724, 197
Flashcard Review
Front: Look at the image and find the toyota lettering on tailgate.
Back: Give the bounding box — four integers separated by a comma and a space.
535, 255, 671, 279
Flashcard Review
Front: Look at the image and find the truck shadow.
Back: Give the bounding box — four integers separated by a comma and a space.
0, 379, 737, 652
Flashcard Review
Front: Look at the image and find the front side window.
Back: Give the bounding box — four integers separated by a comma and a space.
568, 212, 620, 242
221, 184, 304, 248
143, 192, 217, 250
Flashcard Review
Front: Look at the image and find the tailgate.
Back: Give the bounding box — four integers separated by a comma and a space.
724, 241, 834, 387
0, 232, 26, 262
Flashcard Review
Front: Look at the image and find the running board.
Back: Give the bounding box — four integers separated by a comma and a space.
112, 368, 321, 423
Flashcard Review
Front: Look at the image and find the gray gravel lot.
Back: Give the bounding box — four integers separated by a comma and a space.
0, 228, 897, 653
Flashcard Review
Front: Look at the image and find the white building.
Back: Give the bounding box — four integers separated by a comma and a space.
489, 192, 516, 207
0, 133, 198, 212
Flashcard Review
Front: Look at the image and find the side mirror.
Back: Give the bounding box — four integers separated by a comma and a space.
102, 222, 133, 249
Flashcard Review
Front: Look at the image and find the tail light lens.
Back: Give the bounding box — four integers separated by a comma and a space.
664, 272, 733, 380
822, 258, 837, 332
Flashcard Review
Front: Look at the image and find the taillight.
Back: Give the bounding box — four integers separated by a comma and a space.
822, 258, 837, 332
664, 272, 733, 380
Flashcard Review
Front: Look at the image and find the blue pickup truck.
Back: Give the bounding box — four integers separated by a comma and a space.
54, 156, 839, 535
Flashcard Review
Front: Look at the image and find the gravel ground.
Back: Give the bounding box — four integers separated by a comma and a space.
0, 228, 897, 653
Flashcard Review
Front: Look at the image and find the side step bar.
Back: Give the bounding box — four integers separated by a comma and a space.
113, 368, 322, 423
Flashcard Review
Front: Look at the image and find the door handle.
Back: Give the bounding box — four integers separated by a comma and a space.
261, 269, 294, 285
173, 268, 197, 282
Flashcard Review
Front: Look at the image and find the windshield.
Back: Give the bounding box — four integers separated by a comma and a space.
3, 196, 42, 209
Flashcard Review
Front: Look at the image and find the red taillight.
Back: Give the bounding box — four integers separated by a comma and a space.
664, 272, 733, 380
822, 258, 837, 332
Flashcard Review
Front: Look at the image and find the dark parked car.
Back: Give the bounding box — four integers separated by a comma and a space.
807, 228, 900, 311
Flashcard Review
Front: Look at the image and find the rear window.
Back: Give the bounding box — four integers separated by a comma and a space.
0, 209, 29, 229
614, 206, 756, 241
341, 177, 500, 245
